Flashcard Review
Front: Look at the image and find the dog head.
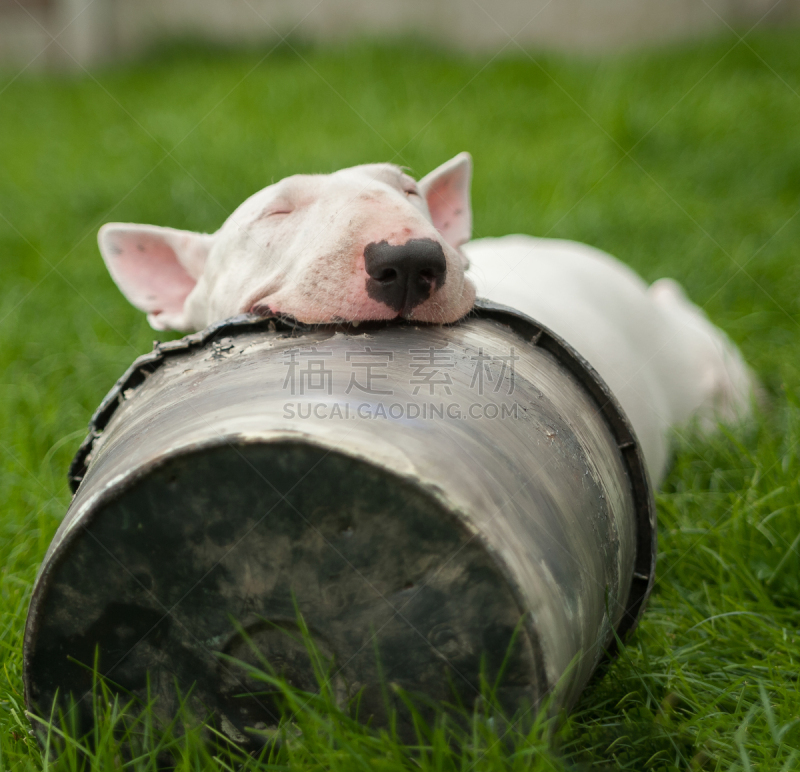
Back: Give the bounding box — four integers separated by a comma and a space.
98, 153, 477, 331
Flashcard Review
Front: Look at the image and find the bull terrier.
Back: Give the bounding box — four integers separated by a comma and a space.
98, 152, 756, 486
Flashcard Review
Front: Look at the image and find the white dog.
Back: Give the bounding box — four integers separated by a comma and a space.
98, 153, 756, 486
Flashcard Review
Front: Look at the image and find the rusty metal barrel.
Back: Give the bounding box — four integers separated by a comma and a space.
23, 300, 655, 746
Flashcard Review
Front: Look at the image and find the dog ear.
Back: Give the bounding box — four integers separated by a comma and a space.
419, 152, 472, 249
98, 223, 214, 331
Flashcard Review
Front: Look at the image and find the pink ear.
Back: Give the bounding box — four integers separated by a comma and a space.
98, 224, 213, 330
418, 152, 472, 249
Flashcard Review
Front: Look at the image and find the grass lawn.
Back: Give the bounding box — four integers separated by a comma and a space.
1, 28, 800, 771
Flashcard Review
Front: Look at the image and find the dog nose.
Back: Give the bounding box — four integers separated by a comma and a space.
364, 238, 447, 315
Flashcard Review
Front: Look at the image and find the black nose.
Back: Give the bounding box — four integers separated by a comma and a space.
364, 238, 447, 315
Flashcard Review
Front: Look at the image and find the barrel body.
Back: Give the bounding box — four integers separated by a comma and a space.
24, 303, 655, 745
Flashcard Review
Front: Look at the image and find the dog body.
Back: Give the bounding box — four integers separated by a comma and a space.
99, 153, 755, 486
465, 236, 754, 485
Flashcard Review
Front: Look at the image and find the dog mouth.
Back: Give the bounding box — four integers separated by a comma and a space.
244, 270, 472, 325
249, 301, 274, 317
385, 293, 432, 319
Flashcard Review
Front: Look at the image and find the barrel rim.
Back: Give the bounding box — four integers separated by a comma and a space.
471, 301, 656, 652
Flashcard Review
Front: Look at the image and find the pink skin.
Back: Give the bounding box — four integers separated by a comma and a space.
98, 154, 476, 331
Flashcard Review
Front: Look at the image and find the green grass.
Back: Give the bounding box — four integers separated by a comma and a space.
2, 28, 800, 770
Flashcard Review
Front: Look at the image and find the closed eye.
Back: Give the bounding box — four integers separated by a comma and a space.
400, 173, 420, 197
260, 200, 294, 218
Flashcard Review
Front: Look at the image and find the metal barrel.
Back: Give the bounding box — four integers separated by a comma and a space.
24, 300, 655, 746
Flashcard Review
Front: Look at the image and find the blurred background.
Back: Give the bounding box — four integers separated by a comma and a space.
2, 2, 800, 769
1, 0, 799, 67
